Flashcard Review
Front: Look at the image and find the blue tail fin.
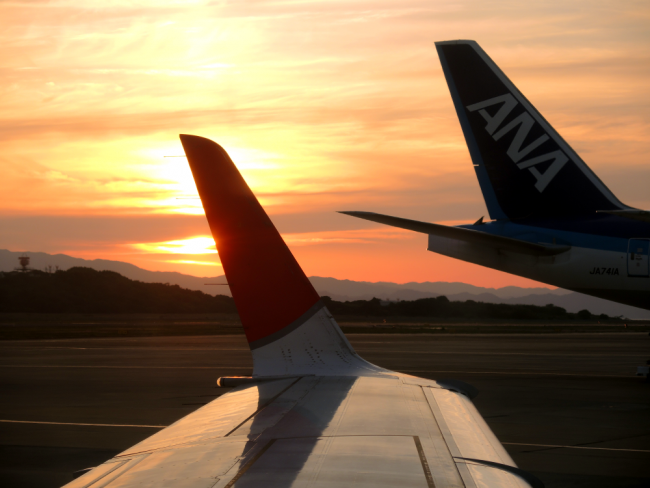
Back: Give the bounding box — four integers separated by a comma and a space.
435, 40, 628, 220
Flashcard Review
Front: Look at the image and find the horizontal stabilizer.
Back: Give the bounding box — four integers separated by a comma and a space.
599, 209, 650, 224
341, 211, 570, 256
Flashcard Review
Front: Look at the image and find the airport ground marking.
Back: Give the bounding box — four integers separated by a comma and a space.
0, 419, 166, 428
502, 442, 650, 453
0, 365, 250, 369
398, 369, 633, 378
3, 420, 647, 453
1, 346, 634, 357
355, 350, 635, 357
0, 365, 635, 377
0, 347, 251, 351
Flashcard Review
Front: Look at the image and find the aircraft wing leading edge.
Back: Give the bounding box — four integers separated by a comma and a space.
63, 136, 541, 488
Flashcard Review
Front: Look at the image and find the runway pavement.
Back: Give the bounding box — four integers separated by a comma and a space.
1, 333, 648, 487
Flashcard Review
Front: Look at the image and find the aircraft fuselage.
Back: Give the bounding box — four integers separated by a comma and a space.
428, 214, 650, 310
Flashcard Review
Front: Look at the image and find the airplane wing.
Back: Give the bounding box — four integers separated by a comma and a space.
63, 135, 542, 488
341, 211, 570, 257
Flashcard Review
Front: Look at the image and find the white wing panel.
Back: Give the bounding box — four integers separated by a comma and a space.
64, 458, 135, 488
245, 376, 357, 439
463, 462, 530, 488
63, 375, 537, 488
100, 440, 251, 488
120, 378, 297, 456
332, 375, 417, 435
427, 388, 531, 488
429, 388, 514, 465
229, 377, 321, 439
219, 436, 430, 488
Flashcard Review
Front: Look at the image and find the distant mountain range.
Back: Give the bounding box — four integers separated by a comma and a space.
2, 249, 649, 319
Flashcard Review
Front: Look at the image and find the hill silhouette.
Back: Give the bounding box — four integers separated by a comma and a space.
0, 267, 614, 322
0, 267, 236, 314
4, 249, 650, 319
321, 296, 605, 321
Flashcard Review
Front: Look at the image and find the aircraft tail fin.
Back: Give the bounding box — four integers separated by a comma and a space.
435, 40, 628, 220
180, 135, 381, 377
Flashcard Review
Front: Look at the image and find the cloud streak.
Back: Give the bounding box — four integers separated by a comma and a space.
2, 0, 649, 286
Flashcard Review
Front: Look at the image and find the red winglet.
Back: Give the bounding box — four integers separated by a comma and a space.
180, 135, 321, 345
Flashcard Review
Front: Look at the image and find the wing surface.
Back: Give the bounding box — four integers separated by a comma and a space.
65, 376, 539, 488
61, 135, 541, 488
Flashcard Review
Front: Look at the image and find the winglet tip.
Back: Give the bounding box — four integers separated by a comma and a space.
435, 39, 477, 47
179, 134, 226, 151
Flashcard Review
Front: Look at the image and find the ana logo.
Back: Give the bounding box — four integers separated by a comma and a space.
466, 94, 568, 192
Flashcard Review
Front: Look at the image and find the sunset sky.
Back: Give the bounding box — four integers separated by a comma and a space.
2, 0, 649, 288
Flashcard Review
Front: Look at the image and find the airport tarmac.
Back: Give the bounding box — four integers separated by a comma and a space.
0, 333, 648, 488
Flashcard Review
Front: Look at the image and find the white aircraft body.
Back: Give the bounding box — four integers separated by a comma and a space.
63, 134, 541, 488
344, 40, 650, 311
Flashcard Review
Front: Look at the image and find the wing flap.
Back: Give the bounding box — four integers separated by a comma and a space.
341, 211, 570, 256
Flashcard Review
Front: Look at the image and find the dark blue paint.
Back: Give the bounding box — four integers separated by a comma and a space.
458, 214, 650, 253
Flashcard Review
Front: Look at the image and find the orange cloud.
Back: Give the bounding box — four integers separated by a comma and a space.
2, 0, 649, 288
283, 227, 414, 246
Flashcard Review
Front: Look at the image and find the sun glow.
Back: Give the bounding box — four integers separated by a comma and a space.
165, 259, 221, 266
4, 0, 650, 287
131, 236, 217, 254
130, 142, 291, 215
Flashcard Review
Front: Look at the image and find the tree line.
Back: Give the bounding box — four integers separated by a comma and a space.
321, 296, 602, 321
0, 267, 603, 320
0, 267, 236, 314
